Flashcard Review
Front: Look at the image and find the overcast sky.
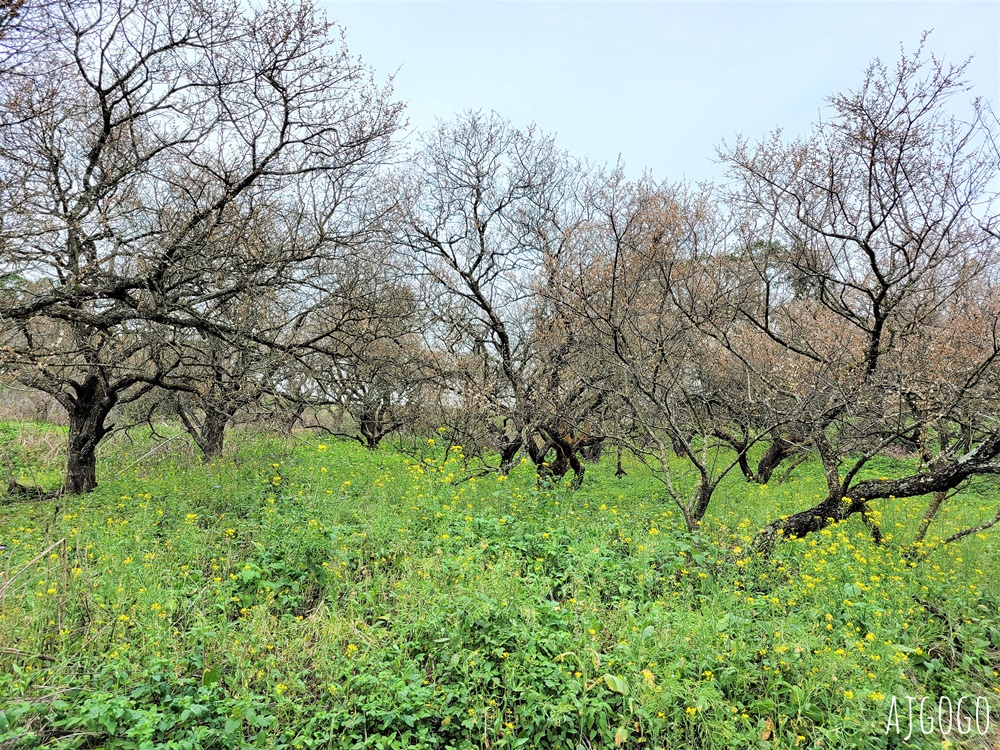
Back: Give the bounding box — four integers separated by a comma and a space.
323, 1, 1000, 183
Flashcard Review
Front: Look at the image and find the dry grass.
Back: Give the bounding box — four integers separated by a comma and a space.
0, 387, 65, 425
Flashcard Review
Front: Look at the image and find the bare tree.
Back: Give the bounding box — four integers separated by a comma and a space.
300, 251, 432, 451
555, 168, 784, 532
0, 0, 402, 493
154, 177, 406, 459
718, 40, 1000, 551
165, 294, 292, 461
397, 111, 599, 484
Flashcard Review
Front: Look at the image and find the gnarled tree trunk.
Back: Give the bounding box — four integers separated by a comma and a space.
65, 376, 116, 494
755, 435, 802, 484
177, 402, 233, 461
199, 409, 229, 460
753, 432, 1000, 556
498, 435, 523, 475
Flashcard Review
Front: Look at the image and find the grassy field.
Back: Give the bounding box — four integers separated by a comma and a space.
1, 424, 999, 749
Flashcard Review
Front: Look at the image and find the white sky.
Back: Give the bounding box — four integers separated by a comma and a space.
323, 1, 1000, 183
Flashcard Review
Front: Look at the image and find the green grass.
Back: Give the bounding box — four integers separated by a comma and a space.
1, 427, 998, 749
0, 420, 67, 490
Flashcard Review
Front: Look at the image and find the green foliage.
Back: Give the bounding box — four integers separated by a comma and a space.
0, 433, 997, 749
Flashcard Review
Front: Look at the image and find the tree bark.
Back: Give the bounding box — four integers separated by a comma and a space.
913, 491, 948, 545
737, 450, 754, 482
567, 446, 585, 490
712, 429, 754, 481
527, 435, 554, 480
691, 480, 714, 521
282, 402, 306, 436
550, 432, 585, 490
579, 439, 605, 463
65, 377, 115, 494
359, 412, 402, 450
66, 431, 99, 495
198, 409, 230, 460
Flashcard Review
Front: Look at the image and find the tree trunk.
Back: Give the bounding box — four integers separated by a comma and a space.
737, 450, 754, 482
691, 480, 713, 521
755, 435, 801, 484
549, 432, 585, 490
667, 427, 689, 458
911, 425, 957, 544
527, 436, 554, 480
913, 491, 947, 544
548, 446, 570, 479
359, 412, 402, 451
959, 421, 974, 453
65, 379, 115, 494
615, 445, 627, 478
712, 429, 754, 481
66, 430, 99, 494
359, 411, 383, 450
283, 402, 306, 435
498, 436, 522, 475
177, 403, 230, 461
753, 431, 1000, 555
567, 447, 585, 490
579, 439, 605, 463
198, 409, 230, 461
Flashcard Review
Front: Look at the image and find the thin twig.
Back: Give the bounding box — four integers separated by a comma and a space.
941, 506, 1000, 546
0, 538, 66, 604
116, 434, 185, 475
0, 648, 55, 662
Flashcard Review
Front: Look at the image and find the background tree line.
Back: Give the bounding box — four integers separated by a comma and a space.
1, 1, 998, 553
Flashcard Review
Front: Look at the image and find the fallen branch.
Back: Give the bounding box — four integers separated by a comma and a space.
4, 481, 60, 502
